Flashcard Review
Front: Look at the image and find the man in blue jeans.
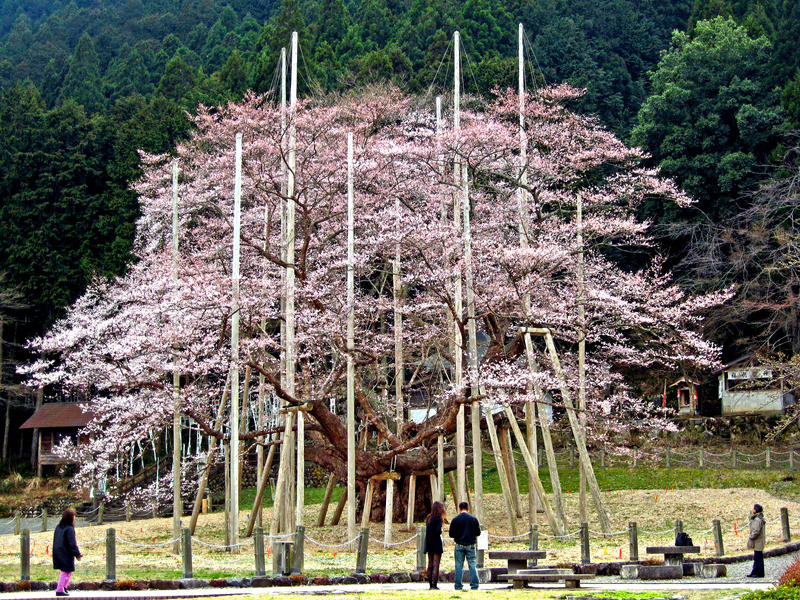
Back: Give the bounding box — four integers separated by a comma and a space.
448, 501, 481, 590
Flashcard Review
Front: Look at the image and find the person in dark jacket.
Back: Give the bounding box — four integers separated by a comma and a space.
53, 508, 82, 596
448, 501, 481, 591
425, 501, 446, 589
747, 503, 766, 578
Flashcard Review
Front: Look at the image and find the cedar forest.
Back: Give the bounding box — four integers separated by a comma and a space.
0, 0, 799, 472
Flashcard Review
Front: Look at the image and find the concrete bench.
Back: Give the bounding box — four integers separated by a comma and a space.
487, 551, 546, 574
497, 572, 595, 589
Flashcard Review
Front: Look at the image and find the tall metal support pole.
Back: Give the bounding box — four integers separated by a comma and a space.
435, 95, 447, 507
453, 30, 466, 508
171, 160, 182, 554
346, 132, 357, 547
393, 197, 404, 434
576, 193, 588, 524
229, 133, 243, 551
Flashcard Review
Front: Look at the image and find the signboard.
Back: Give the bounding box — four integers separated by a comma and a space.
477, 530, 489, 550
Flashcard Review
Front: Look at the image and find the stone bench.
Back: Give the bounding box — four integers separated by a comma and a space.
497, 572, 595, 589
487, 551, 547, 574
645, 545, 701, 566
700, 564, 727, 578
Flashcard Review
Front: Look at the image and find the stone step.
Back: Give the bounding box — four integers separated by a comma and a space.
700, 564, 727, 578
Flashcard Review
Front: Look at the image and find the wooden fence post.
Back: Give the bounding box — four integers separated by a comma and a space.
182, 527, 192, 579
98, 503, 104, 525
665, 447, 671, 468
732, 448, 737, 469
632, 448, 637, 468
126, 505, 132, 522
674, 519, 683, 538
713, 519, 724, 557
766, 447, 771, 469
20, 528, 30, 581
601, 448, 606, 467
698, 449, 704, 468
580, 522, 590, 564
569, 447, 575, 468
291, 525, 305, 575
791, 450, 795, 471
416, 525, 426, 571
781, 508, 791, 542
628, 522, 638, 561
254, 527, 266, 576
106, 527, 116, 581
355, 527, 369, 574
41, 508, 47, 532
529, 525, 539, 567
13, 512, 20, 535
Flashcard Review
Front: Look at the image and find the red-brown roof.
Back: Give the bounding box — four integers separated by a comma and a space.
19, 403, 93, 429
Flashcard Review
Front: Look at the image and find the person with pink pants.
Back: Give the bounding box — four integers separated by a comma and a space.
52, 508, 82, 597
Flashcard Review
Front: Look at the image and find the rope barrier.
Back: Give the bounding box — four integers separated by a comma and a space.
539, 529, 581, 539
117, 535, 181, 548
588, 529, 628, 536
370, 532, 418, 546
190, 536, 253, 549
489, 530, 532, 540
304, 533, 361, 548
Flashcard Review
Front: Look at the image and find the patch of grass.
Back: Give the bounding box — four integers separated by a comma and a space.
239, 484, 344, 511
559, 592, 679, 599
471, 464, 800, 498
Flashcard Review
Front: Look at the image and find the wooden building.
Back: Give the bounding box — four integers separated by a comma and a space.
715, 355, 796, 416
19, 402, 92, 476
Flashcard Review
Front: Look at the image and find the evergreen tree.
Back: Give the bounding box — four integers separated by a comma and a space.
57, 33, 103, 110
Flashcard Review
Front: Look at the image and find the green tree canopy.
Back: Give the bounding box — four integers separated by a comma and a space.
631, 17, 783, 220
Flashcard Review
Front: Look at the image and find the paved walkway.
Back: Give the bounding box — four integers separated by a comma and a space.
0, 580, 776, 600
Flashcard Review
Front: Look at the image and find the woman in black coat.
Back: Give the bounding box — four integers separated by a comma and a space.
53, 508, 82, 597
425, 501, 446, 590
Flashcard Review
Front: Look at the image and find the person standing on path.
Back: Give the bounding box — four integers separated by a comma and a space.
448, 501, 481, 591
425, 501, 446, 589
747, 503, 766, 578
53, 508, 82, 596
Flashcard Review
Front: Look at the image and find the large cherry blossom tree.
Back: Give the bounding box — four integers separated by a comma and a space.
24, 85, 726, 522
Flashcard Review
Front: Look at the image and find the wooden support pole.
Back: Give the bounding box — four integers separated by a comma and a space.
106, 528, 116, 581
361, 480, 374, 528
484, 406, 518, 536
538, 329, 611, 532
291, 525, 305, 575
171, 161, 182, 556
330, 487, 347, 527
346, 131, 357, 547
429, 474, 438, 506
503, 405, 563, 535
713, 519, 724, 556
500, 426, 522, 518
254, 527, 266, 576
781, 507, 791, 542
447, 471, 459, 511
355, 527, 369, 574
182, 527, 193, 579
406, 474, 416, 529
229, 131, 243, 551
317, 474, 337, 527
524, 334, 568, 532
529, 525, 539, 567
190, 373, 230, 535
245, 437, 279, 537
580, 522, 590, 564
20, 529, 30, 581
384, 479, 395, 546
437, 434, 444, 502
416, 525, 426, 571
629, 522, 638, 561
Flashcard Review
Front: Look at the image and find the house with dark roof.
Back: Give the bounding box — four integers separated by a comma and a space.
19, 403, 92, 476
